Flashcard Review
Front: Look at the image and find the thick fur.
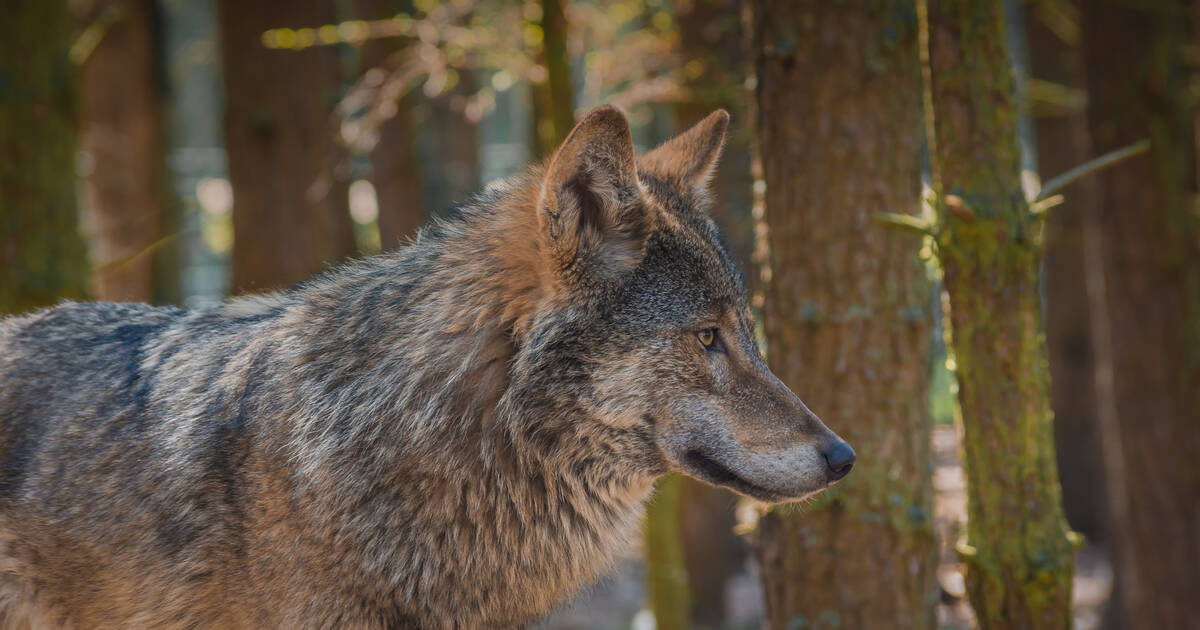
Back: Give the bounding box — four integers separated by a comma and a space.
0, 107, 848, 629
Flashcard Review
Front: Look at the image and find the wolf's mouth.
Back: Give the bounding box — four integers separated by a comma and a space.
683, 449, 785, 502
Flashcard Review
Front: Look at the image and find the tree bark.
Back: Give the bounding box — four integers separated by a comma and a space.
356, 0, 424, 248
530, 0, 574, 159
748, 3, 938, 629
0, 0, 90, 314
79, 0, 172, 303
924, 1, 1075, 628
218, 0, 355, 294
1079, 1, 1200, 627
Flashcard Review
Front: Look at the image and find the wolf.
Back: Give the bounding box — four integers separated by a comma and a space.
0, 106, 854, 629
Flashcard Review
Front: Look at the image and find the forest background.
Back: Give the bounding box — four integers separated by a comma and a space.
2, 1, 1197, 629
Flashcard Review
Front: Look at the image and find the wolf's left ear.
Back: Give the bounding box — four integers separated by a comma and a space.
539, 105, 649, 280
638, 110, 730, 194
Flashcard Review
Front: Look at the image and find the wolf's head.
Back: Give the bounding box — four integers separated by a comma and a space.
524, 105, 853, 504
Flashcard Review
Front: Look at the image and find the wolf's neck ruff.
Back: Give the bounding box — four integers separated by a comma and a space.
259, 183, 661, 626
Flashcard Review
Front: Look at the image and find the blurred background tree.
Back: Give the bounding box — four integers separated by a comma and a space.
530, 0, 574, 157
0, 1, 89, 314
217, 0, 354, 294
354, 0, 424, 248
1026, 0, 1108, 559
1024, 1, 1117, 626
77, 0, 177, 304
1079, 1, 1200, 626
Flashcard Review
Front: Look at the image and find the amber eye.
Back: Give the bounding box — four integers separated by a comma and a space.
697, 328, 717, 348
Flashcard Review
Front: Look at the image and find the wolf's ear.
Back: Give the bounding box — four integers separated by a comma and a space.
638, 110, 730, 194
539, 105, 649, 280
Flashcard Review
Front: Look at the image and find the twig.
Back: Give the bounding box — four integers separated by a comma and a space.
1035, 138, 1150, 201
92, 233, 178, 274
1029, 194, 1065, 218
70, 6, 123, 65
873, 213, 934, 236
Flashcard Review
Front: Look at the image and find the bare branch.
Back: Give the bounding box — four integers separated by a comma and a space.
1035, 138, 1150, 201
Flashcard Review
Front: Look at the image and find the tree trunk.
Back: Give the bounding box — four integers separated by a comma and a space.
79, 0, 172, 303
530, 0, 573, 159
0, 1, 90, 315
748, 3, 938, 629
217, 0, 355, 294
924, 1, 1074, 628
643, 474, 691, 630
1079, 1, 1200, 627
356, 0, 424, 248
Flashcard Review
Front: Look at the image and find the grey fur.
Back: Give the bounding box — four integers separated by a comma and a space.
0, 107, 850, 629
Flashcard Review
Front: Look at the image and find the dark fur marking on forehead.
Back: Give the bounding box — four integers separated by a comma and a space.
637, 174, 748, 300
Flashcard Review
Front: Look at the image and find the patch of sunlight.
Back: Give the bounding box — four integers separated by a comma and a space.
196, 178, 233, 255
630, 609, 656, 630
196, 178, 232, 215
349, 180, 379, 225
349, 179, 382, 254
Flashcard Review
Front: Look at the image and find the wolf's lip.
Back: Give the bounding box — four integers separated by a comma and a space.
682, 449, 789, 502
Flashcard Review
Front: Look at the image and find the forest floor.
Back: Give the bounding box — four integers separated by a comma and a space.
539, 425, 1114, 630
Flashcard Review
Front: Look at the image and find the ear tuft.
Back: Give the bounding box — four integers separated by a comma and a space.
638, 109, 730, 192
539, 106, 648, 281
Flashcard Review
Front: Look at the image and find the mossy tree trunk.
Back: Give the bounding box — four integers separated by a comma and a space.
529, 0, 573, 159
79, 0, 175, 304
217, 0, 355, 294
923, 1, 1074, 628
0, 1, 90, 315
355, 0, 424, 248
643, 474, 690, 630
748, 3, 938, 629
1079, 1, 1200, 626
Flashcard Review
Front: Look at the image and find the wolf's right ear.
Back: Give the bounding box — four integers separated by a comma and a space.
538, 105, 649, 281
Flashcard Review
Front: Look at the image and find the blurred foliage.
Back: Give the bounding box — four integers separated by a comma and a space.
258, 0, 690, 157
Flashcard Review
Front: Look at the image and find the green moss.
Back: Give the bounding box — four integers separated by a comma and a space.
643, 474, 690, 630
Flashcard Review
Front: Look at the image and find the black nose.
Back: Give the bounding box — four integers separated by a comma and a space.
823, 441, 856, 481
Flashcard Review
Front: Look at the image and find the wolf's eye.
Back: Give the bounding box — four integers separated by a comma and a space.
697, 328, 722, 352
